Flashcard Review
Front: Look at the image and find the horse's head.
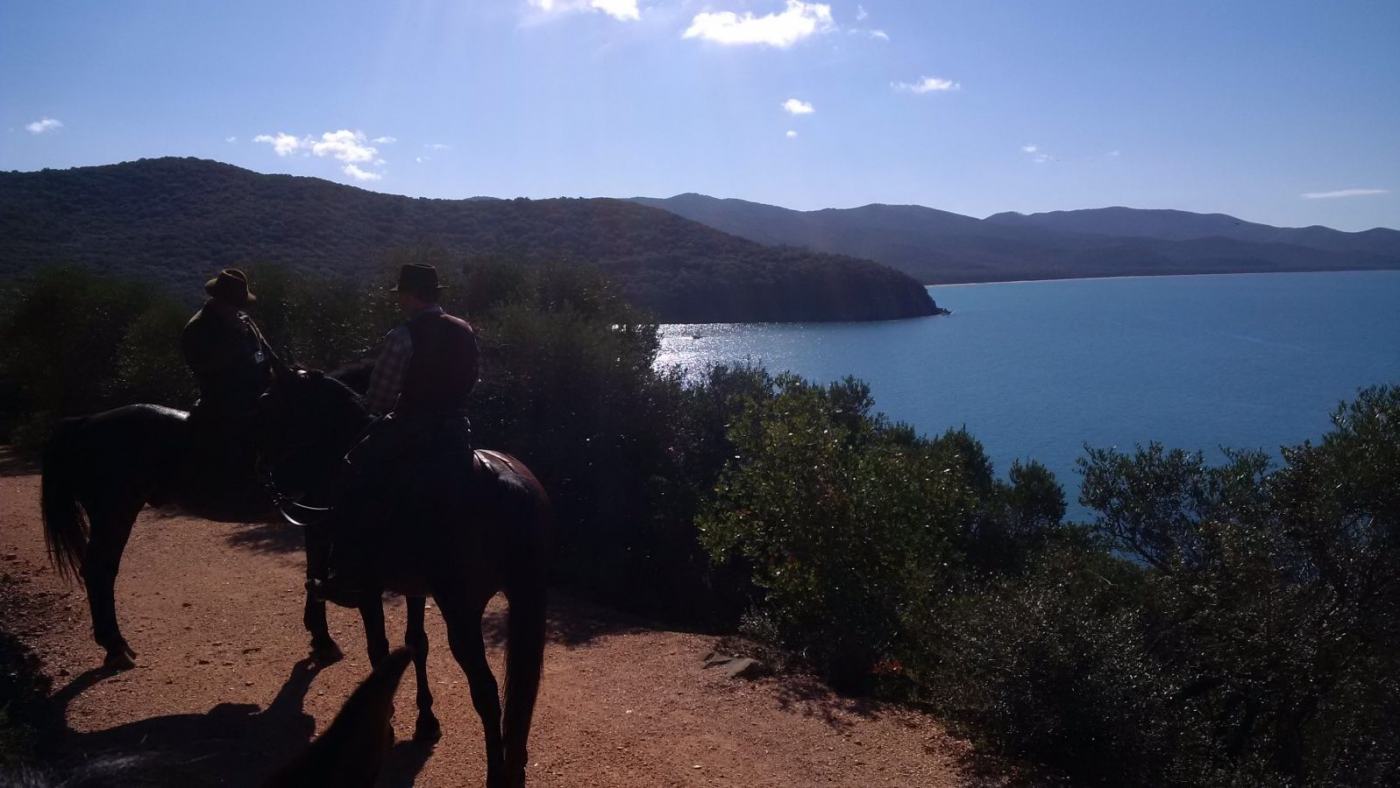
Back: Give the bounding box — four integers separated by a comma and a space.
257, 363, 371, 503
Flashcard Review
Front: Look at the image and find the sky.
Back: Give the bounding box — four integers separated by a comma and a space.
2, 0, 1398, 231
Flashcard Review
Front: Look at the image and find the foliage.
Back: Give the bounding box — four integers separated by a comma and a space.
0, 266, 195, 447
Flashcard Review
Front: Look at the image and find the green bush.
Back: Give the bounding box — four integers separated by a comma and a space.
699, 374, 971, 688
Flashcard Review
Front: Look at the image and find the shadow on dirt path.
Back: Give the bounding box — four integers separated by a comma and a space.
44, 657, 430, 787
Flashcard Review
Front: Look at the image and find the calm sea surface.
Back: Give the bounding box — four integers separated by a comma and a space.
658, 271, 1400, 516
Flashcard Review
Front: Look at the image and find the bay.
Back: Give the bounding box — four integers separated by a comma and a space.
658, 271, 1400, 517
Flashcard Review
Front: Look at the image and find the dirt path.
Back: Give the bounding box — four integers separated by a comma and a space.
1, 471, 989, 787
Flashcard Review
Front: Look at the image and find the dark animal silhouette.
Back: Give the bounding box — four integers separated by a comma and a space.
258, 365, 551, 788
40, 361, 551, 787
263, 647, 413, 788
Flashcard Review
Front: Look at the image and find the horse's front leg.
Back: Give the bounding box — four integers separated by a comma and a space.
358, 595, 392, 666
405, 596, 441, 742
303, 524, 343, 665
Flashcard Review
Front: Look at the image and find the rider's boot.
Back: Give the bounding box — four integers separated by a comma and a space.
312, 531, 375, 608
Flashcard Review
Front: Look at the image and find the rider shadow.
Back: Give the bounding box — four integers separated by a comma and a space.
47, 658, 340, 786
49, 659, 433, 787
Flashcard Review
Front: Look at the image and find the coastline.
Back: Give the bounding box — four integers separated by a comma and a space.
928, 267, 1400, 288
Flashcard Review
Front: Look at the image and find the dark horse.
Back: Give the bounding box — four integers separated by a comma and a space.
42, 366, 551, 788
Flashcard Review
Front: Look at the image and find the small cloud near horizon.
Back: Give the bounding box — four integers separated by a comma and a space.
782, 98, 814, 115
684, 1, 834, 48
225, 136, 238, 143
254, 129, 388, 181
426, 143, 452, 151
26, 117, 63, 134
343, 163, 382, 182
372, 135, 397, 144
892, 76, 960, 94
786, 129, 798, 139
1301, 188, 1388, 200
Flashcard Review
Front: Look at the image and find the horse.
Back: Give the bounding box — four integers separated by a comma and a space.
254, 362, 552, 788
41, 366, 551, 787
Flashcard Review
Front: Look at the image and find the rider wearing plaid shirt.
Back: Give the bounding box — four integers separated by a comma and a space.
314, 263, 478, 607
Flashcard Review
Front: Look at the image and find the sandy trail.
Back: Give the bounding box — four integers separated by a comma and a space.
0, 470, 987, 787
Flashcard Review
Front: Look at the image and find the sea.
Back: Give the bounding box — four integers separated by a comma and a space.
657, 270, 1400, 518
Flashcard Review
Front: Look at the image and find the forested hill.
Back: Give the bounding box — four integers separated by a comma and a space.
0, 159, 939, 323
634, 194, 1400, 284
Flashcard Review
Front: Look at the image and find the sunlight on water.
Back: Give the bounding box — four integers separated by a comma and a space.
657, 271, 1400, 518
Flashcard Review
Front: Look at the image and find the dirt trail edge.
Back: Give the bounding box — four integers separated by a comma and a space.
1, 472, 991, 787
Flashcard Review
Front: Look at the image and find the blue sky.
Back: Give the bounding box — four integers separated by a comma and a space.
3, 0, 1397, 230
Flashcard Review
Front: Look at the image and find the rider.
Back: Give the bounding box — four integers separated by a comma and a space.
182, 268, 272, 506
314, 263, 479, 606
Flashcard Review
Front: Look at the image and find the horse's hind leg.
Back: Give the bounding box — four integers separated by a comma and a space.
82, 499, 142, 670
438, 590, 506, 788
405, 596, 441, 742
303, 524, 343, 664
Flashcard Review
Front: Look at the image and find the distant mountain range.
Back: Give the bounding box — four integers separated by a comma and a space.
633, 194, 1400, 284
0, 159, 938, 323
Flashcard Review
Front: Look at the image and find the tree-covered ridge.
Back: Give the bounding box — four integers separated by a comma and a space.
0, 158, 939, 323
635, 193, 1400, 284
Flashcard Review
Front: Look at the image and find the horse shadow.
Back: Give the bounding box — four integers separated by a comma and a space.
46, 658, 432, 787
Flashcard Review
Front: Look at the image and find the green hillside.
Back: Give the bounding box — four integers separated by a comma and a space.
0, 159, 940, 323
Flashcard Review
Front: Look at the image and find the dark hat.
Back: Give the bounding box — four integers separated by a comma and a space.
205, 268, 256, 305
391, 263, 444, 298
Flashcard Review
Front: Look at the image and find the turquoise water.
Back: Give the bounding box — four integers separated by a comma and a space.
658, 271, 1400, 516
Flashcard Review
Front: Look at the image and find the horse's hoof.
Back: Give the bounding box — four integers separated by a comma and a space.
310, 641, 344, 666
103, 650, 136, 671
413, 714, 442, 744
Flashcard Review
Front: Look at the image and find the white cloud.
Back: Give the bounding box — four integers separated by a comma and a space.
25, 117, 63, 134
343, 163, 382, 182
782, 98, 814, 115
1019, 144, 1054, 163
786, 129, 798, 139
225, 136, 238, 143
255, 129, 390, 180
856, 4, 868, 21
253, 132, 307, 156
527, 0, 640, 22
311, 129, 377, 163
892, 76, 960, 93
1107, 149, 1121, 158
1301, 188, 1389, 199
868, 29, 889, 41
426, 142, 452, 151
683, 1, 834, 48
416, 156, 429, 164
372, 135, 397, 144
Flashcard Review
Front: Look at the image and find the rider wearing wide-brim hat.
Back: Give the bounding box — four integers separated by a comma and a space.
313, 262, 481, 607
181, 268, 273, 507
183, 269, 271, 402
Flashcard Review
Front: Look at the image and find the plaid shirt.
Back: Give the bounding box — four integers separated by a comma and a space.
364, 305, 444, 415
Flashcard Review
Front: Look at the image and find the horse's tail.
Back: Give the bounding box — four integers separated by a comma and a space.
41, 417, 90, 583
502, 488, 551, 780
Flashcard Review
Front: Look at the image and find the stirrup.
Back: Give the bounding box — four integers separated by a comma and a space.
277, 501, 332, 527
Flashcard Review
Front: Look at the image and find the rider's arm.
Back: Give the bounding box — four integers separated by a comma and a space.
364, 326, 412, 416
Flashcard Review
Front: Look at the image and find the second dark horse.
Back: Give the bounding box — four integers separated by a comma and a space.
41, 365, 551, 788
